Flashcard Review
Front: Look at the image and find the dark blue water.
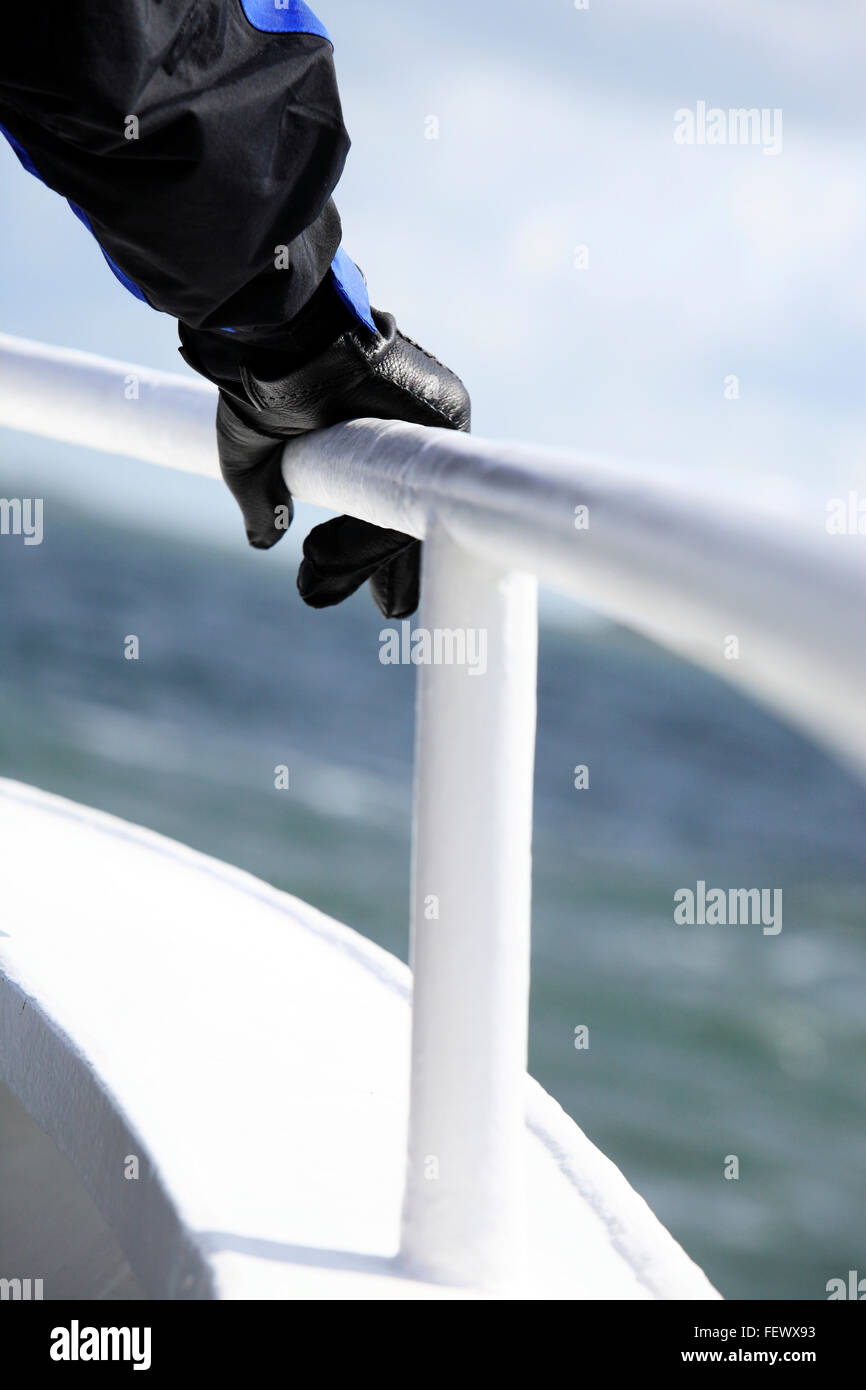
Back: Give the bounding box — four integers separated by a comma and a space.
1, 490, 863, 1300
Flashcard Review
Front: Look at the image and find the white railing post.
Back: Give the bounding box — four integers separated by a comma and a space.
399, 520, 538, 1289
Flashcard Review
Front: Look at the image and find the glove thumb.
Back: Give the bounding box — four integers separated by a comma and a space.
216, 393, 294, 549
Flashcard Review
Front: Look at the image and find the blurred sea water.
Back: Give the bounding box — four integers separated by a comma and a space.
0, 489, 864, 1301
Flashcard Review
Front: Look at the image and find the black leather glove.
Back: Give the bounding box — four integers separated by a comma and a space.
180, 289, 470, 620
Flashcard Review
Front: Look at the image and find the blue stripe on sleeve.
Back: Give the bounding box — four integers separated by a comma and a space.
0, 121, 150, 306
329, 247, 376, 333
239, 0, 330, 40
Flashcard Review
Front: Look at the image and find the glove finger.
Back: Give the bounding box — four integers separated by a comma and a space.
216, 394, 294, 550
297, 516, 418, 611
369, 541, 421, 619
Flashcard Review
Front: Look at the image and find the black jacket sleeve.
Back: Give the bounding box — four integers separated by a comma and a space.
0, 1, 350, 332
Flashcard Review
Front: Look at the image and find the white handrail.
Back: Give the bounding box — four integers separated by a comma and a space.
2, 333, 863, 774
2, 332, 864, 1289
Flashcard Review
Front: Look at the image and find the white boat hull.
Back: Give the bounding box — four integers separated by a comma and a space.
0, 778, 718, 1300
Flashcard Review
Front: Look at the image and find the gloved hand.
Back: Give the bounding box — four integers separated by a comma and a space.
180, 291, 470, 620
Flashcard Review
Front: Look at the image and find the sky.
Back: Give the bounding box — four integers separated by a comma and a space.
1, 0, 864, 554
